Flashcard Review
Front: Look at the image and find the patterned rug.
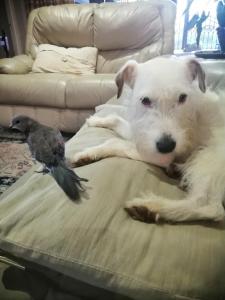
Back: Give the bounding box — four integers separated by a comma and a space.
0, 126, 73, 195
0, 142, 34, 195
0, 127, 33, 195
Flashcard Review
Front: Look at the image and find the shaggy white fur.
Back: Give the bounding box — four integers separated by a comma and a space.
72, 57, 225, 223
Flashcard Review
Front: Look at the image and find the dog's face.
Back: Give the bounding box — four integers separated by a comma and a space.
116, 57, 206, 167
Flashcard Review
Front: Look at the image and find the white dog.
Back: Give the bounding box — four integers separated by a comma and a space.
72, 57, 225, 223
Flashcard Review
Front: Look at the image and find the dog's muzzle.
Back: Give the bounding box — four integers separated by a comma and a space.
156, 134, 176, 154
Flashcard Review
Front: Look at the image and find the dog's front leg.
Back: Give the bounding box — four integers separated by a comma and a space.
125, 145, 225, 223
72, 138, 142, 166
87, 115, 132, 140
125, 194, 225, 223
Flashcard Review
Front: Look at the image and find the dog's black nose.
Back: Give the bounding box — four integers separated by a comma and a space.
156, 135, 176, 154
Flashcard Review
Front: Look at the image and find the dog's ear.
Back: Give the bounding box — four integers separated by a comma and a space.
187, 59, 206, 93
115, 60, 138, 98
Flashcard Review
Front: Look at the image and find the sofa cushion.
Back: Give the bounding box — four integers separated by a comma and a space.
96, 46, 162, 74
32, 44, 98, 75
0, 73, 116, 109
65, 74, 116, 109
0, 104, 93, 133
32, 4, 96, 48
0, 73, 67, 108
0, 101, 225, 300
95, 1, 176, 73
94, 3, 162, 51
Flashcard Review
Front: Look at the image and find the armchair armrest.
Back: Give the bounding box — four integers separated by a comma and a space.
0, 55, 33, 74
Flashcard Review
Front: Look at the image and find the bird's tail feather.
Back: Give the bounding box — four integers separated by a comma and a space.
51, 162, 88, 201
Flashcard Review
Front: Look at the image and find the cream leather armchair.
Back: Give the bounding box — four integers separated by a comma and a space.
0, 1, 175, 132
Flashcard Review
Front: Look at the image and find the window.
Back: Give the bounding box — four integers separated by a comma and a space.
175, 0, 219, 52
117, 0, 219, 53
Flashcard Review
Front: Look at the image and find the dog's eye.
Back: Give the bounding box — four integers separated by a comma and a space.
178, 94, 187, 104
141, 97, 152, 107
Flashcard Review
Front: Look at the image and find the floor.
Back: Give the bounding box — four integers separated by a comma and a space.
0, 126, 33, 195
0, 262, 30, 300
0, 141, 34, 195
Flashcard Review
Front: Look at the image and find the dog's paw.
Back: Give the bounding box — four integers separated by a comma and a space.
86, 116, 105, 128
124, 205, 159, 223
179, 178, 189, 191
72, 149, 98, 166
124, 197, 161, 223
165, 164, 181, 179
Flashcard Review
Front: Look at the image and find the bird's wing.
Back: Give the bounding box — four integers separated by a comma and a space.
28, 123, 65, 167
46, 130, 65, 160
28, 131, 55, 166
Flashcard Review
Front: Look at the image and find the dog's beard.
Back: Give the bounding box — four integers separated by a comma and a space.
155, 153, 175, 167
136, 144, 175, 168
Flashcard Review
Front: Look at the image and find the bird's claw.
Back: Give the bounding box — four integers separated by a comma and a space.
35, 168, 49, 175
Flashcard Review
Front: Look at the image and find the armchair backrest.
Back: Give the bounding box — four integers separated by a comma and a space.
25, 1, 176, 73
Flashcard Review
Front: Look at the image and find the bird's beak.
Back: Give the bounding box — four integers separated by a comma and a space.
9, 122, 14, 129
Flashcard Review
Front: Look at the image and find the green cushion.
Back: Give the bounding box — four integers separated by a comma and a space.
0, 105, 225, 300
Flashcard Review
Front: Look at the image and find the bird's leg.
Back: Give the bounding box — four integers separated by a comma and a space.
18, 138, 26, 144
35, 164, 49, 175
76, 178, 88, 192
32, 157, 37, 164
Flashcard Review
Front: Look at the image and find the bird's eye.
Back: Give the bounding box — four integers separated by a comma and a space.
141, 97, 152, 107
16, 120, 20, 124
178, 93, 187, 104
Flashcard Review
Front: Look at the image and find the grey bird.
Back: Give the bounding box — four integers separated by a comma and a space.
10, 115, 88, 201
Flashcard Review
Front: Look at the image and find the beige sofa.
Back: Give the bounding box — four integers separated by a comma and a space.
0, 1, 175, 132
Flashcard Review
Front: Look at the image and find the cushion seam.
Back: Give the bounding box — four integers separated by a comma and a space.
0, 237, 202, 300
